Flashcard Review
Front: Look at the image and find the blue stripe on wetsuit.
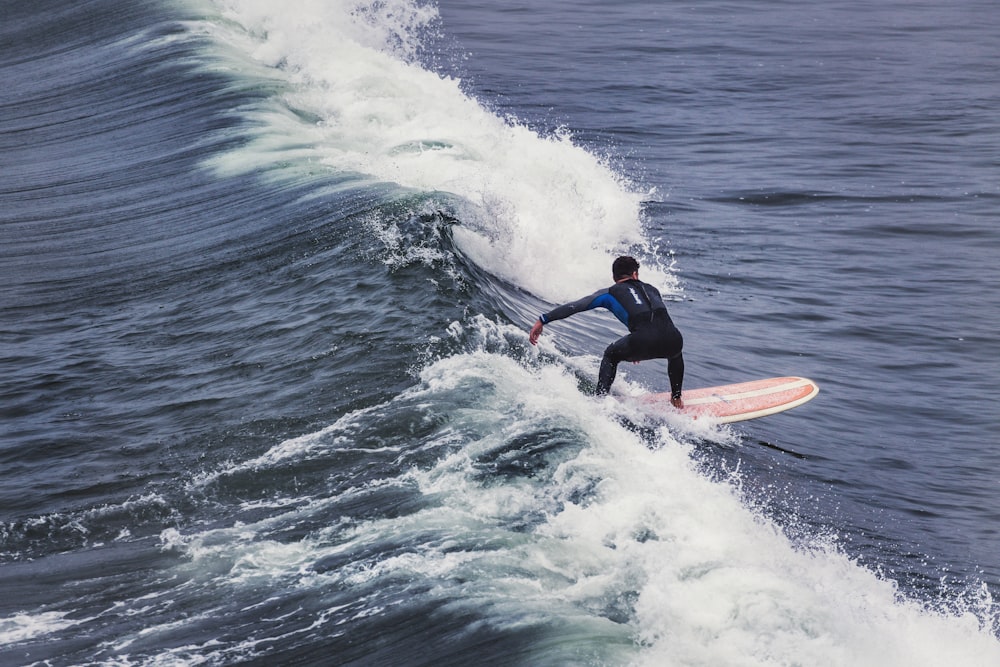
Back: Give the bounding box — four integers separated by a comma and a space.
539, 289, 633, 329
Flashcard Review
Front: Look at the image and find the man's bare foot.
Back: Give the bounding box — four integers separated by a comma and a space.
670, 395, 684, 409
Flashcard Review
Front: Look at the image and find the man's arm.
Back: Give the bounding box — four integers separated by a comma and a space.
528, 289, 609, 346
540, 289, 609, 324
529, 319, 545, 345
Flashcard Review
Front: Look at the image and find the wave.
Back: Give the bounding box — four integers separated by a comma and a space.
128, 319, 1000, 664
4, 1, 1000, 664
194, 0, 669, 304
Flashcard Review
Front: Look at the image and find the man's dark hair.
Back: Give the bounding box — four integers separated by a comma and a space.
612, 256, 640, 280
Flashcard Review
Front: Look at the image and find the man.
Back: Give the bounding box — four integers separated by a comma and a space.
528, 256, 684, 407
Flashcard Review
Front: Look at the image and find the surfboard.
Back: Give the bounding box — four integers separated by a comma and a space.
630, 376, 819, 423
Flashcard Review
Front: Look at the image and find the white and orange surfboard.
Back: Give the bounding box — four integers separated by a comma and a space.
631, 376, 819, 423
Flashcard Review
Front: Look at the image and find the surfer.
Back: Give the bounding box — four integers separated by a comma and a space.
528, 256, 685, 407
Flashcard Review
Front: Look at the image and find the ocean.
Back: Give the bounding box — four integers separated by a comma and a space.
2, 0, 999, 665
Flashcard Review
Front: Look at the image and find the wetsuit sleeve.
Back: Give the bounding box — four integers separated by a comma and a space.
539, 288, 611, 324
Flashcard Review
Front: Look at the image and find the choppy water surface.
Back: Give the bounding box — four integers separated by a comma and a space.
2, 0, 998, 664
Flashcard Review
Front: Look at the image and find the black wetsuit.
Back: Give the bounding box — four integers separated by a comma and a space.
539, 279, 684, 397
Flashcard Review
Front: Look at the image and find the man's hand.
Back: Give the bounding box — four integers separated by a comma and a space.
529, 319, 544, 345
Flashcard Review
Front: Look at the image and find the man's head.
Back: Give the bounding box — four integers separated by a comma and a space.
612, 255, 640, 281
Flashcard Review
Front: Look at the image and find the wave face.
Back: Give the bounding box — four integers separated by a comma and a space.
2, 0, 999, 665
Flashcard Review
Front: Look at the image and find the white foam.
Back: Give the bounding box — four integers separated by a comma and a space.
408, 348, 1000, 665
201, 0, 665, 303
0, 611, 80, 645
154, 335, 1000, 663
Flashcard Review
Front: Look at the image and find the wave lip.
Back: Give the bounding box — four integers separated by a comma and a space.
204, 0, 659, 303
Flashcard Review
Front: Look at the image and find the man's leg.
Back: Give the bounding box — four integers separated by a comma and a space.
596, 335, 633, 395
667, 352, 685, 406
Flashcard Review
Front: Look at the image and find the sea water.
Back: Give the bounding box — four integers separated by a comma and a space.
2, 0, 999, 665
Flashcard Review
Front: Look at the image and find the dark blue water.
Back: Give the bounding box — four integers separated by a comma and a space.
2, 0, 999, 664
